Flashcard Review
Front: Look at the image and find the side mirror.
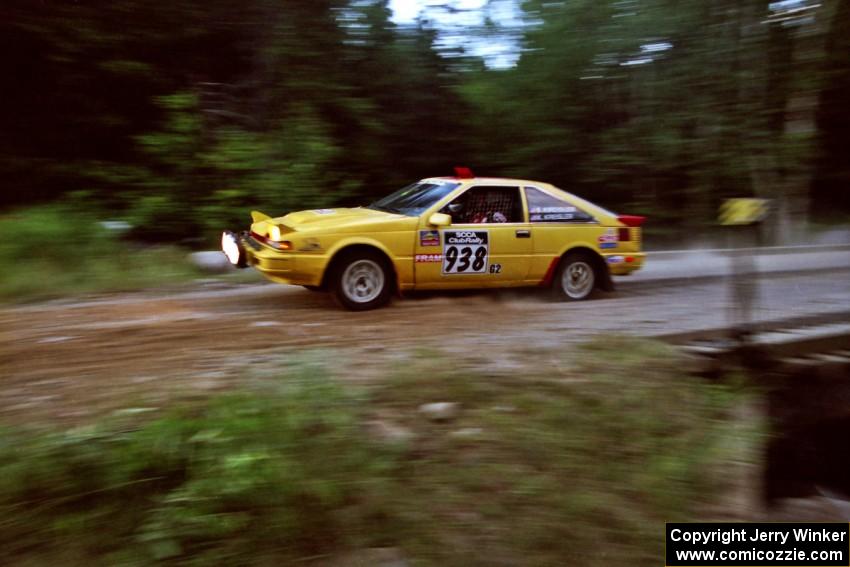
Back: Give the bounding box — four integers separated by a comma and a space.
428, 212, 451, 227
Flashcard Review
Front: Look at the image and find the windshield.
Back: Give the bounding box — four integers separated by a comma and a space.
367, 181, 460, 216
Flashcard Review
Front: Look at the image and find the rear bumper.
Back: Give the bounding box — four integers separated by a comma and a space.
603, 252, 645, 275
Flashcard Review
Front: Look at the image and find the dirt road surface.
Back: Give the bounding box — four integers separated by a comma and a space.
1, 268, 848, 424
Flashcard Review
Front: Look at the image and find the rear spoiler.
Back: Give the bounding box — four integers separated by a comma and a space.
617, 215, 646, 227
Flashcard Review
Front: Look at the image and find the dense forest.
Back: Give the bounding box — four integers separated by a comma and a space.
1, 0, 847, 243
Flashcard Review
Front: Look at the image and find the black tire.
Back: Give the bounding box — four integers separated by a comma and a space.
329, 249, 393, 311
552, 252, 599, 301
302, 285, 324, 292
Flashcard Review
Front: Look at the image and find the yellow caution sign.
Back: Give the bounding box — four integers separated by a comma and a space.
719, 198, 770, 226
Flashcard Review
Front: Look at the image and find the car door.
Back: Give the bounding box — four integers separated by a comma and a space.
414, 185, 532, 289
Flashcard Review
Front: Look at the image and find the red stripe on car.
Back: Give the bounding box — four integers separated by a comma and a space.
539, 257, 560, 287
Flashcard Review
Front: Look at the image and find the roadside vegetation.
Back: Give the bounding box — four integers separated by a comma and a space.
0, 340, 761, 566
0, 206, 202, 302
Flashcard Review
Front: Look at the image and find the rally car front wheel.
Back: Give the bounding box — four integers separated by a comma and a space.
553, 252, 598, 301
330, 250, 393, 311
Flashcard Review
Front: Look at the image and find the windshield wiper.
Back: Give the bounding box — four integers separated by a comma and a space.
369, 203, 401, 214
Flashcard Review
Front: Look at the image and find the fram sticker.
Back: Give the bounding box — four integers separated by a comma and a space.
607, 255, 625, 264
313, 209, 335, 215
419, 230, 440, 247
415, 254, 443, 263
600, 242, 618, 249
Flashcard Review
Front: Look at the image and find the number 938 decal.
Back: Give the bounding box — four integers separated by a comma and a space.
442, 230, 489, 274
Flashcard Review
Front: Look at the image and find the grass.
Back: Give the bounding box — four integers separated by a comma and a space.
0, 362, 396, 565
0, 205, 202, 301
369, 339, 759, 565
0, 340, 762, 566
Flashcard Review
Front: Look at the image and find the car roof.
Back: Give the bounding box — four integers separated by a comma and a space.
423, 176, 620, 220
425, 176, 551, 186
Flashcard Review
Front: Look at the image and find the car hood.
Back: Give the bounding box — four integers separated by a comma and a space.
251, 207, 409, 236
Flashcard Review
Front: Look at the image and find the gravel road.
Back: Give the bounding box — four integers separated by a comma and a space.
1, 254, 847, 424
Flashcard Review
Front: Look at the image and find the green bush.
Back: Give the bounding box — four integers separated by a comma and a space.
0, 205, 199, 301
0, 365, 396, 565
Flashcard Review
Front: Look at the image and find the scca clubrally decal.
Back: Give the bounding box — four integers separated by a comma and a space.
442, 230, 489, 274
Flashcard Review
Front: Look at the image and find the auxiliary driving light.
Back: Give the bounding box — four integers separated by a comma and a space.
221, 231, 244, 267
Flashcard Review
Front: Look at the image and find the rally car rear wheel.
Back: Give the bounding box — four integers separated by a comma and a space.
331, 251, 392, 310
554, 253, 597, 301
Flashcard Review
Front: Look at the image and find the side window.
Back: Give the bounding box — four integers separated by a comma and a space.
525, 187, 593, 223
441, 186, 523, 224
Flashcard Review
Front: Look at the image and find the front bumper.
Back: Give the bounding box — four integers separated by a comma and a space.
221, 230, 322, 286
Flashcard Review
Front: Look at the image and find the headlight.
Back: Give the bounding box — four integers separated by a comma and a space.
269, 224, 282, 241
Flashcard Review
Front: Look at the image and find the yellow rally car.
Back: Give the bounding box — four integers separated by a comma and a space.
222, 168, 645, 310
